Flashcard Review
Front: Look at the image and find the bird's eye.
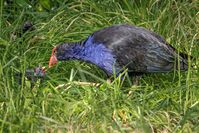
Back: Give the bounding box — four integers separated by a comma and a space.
52, 47, 56, 54
54, 50, 57, 54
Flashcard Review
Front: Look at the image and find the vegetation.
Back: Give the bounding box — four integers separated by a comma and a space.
0, 0, 198, 132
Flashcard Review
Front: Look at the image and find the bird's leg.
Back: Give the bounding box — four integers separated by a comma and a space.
127, 75, 142, 96
130, 72, 143, 85
132, 75, 142, 85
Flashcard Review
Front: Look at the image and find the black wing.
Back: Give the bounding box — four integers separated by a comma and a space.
92, 24, 188, 72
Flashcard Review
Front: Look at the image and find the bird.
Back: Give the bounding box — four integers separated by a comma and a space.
48, 24, 189, 84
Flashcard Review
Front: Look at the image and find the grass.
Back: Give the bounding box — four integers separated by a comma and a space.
0, 0, 199, 132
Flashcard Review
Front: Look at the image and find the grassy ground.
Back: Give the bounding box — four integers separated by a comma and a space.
0, 0, 199, 132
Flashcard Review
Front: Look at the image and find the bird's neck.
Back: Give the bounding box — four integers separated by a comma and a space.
62, 36, 117, 74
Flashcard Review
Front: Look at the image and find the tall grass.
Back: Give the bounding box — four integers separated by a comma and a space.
0, 0, 199, 132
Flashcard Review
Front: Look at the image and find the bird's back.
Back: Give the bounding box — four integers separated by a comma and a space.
91, 24, 188, 73
93, 24, 167, 48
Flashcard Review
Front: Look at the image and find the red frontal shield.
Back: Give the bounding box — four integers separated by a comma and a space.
49, 47, 58, 68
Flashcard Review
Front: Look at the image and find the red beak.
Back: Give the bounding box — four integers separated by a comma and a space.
49, 47, 58, 68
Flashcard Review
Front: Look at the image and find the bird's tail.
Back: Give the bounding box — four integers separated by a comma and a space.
179, 52, 191, 71
166, 43, 192, 71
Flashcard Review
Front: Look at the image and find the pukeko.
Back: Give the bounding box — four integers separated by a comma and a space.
49, 24, 188, 84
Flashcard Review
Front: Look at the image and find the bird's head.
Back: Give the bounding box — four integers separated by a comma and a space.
48, 43, 75, 68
